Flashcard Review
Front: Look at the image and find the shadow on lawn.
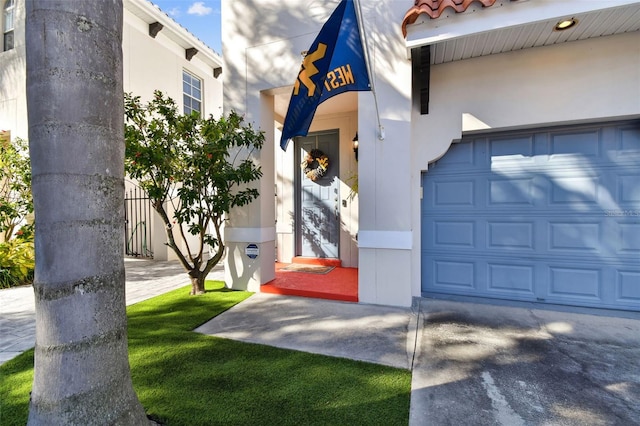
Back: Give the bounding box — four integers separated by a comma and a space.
127, 282, 411, 426
131, 332, 410, 426
126, 281, 249, 333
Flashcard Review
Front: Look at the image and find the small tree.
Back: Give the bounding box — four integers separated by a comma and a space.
0, 136, 34, 288
124, 91, 264, 294
0, 137, 33, 242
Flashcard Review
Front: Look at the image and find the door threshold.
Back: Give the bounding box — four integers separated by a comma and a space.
292, 257, 342, 267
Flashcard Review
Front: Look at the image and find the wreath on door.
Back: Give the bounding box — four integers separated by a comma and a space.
301, 149, 329, 181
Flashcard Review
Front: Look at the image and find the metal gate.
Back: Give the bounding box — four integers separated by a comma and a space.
124, 184, 153, 258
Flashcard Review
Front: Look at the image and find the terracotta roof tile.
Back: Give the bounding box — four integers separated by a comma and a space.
402, 0, 497, 37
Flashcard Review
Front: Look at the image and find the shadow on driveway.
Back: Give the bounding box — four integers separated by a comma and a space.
410, 299, 640, 425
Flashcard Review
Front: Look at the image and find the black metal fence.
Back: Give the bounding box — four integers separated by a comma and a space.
124, 185, 153, 258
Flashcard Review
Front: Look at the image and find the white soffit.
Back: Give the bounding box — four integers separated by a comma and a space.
405, 0, 640, 63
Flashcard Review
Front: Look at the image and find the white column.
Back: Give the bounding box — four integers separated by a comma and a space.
224, 93, 276, 291
357, 94, 413, 307
356, 0, 414, 307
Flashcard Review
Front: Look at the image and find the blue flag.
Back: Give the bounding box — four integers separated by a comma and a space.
280, 0, 370, 151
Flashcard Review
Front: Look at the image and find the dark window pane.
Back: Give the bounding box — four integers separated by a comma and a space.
3, 31, 13, 51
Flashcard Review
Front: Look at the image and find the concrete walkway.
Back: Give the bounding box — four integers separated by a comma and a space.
195, 292, 417, 370
2, 260, 640, 424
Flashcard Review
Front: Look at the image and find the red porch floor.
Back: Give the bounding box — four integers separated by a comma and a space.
261, 261, 358, 302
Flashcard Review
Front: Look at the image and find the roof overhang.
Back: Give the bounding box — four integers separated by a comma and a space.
404, 0, 640, 62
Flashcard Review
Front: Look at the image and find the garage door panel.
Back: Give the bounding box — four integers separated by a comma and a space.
548, 222, 601, 253
433, 179, 475, 206
618, 271, 640, 304
489, 177, 536, 205
487, 263, 535, 294
618, 173, 640, 203
618, 127, 640, 158
549, 176, 600, 205
433, 220, 475, 248
422, 122, 640, 311
433, 259, 476, 289
487, 221, 534, 250
547, 266, 601, 301
549, 129, 601, 159
620, 222, 640, 252
489, 136, 535, 164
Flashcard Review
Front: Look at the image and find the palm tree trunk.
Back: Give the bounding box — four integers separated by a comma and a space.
26, 1, 148, 424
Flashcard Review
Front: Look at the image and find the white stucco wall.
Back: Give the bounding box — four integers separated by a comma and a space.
123, 8, 222, 118
1, 1, 223, 140
355, 0, 413, 306
0, 0, 26, 139
221, 1, 288, 290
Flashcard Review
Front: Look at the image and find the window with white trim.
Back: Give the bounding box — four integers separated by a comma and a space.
3, 0, 14, 52
182, 70, 202, 115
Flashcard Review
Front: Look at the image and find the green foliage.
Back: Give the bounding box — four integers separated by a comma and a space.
346, 170, 358, 201
0, 138, 33, 242
124, 91, 265, 292
0, 282, 412, 426
0, 238, 35, 288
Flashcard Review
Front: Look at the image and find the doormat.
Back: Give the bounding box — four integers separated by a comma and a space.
281, 264, 335, 274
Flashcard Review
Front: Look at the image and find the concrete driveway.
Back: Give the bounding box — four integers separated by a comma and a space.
410, 299, 640, 425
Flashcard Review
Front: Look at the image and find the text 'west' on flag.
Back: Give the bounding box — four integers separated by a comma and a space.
280, 0, 370, 151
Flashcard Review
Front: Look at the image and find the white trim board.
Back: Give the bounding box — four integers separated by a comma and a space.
358, 231, 412, 250
224, 227, 276, 243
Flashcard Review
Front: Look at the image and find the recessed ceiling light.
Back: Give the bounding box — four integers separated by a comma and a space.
554, 18, 578, 31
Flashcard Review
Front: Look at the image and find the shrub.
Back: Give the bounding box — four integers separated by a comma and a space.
0, 137, 33, 242
0, 238, 35, 288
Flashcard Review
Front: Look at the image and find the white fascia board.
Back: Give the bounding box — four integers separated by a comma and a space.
124, 0, 222, 69
405, 0, 640, 51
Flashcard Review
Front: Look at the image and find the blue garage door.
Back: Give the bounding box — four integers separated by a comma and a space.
421, 122, 640, 311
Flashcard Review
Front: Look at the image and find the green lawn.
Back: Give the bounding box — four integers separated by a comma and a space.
0, 282, 411, 425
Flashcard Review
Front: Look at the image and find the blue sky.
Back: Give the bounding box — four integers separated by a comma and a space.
151, 0, 222, 54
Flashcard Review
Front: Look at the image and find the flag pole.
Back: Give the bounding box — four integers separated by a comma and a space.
354, 0, 385, 140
